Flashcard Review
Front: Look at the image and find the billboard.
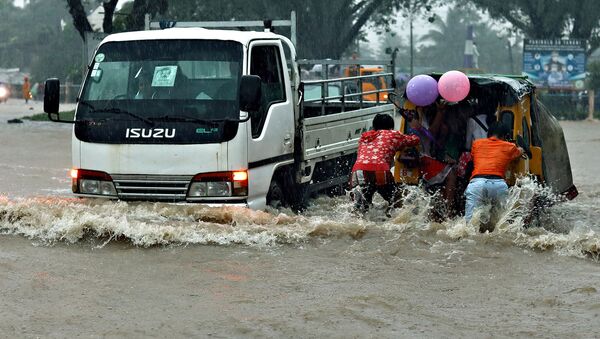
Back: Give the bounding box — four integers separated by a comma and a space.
523, 39, 586, 89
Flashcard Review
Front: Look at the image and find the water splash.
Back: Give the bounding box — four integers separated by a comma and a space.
0, 177, 599, 260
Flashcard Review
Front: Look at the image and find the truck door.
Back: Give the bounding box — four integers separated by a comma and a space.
246, 41, 295, 200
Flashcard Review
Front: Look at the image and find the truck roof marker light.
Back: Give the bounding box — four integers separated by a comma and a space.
233, 171, 248, 182
70, 168, 79, 179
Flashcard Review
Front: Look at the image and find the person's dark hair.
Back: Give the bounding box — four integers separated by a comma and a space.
372, 113, 395, 130
487, 121, 511, 140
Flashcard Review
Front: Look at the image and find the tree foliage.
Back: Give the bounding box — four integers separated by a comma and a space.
102, 0, 119, 33
124, 0, 168, 31
65, 0, 168, 37
62, 0, 440, 59
159, 0, 438, 59
66, 0, 93, 39
469, 0, 600, 53
0, 0, 83, 82
587, 61, 600, 90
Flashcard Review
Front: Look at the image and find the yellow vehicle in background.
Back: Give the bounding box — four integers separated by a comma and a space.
344, 65, 390, 102
393, 74, 578, 215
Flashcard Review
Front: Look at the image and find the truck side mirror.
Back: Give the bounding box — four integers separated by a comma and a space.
239, 75, 262, 112
44, 78, 60, 115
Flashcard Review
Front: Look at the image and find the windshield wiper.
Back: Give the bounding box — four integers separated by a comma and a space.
94, 107, 154, 125
150, 115, 219, 124
78, 100, 153, 125
150, 115, 250, 124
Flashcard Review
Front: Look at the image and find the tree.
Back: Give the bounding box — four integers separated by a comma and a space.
469, 0, 600, 53
66, 0, 168, 38
160, 0, 377, 59
0, 0, 84, 82
158, 0, 438, 59
64, 0, 441, 59
587, 61, 600, 91
102, 0, 119, 33
66, 0, 93, 39
124, 0, 168, 31
377, 32, 411, 72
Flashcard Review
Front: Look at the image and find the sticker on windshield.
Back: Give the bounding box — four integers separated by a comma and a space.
152, 66, 177, 87
91, 69, 102, 78
94, 53, 105, 63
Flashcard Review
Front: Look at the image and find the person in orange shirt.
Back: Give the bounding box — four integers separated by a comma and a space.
465, 122, 523, 227
22, 76, 31, 104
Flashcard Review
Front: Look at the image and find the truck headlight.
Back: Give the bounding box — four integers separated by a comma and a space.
188, 182, 207, 197
208, 181, 231, 197
188, 181, 232, 197
188, 171, 247, 198
80, 179, 117, 195
71, 168, 117, 196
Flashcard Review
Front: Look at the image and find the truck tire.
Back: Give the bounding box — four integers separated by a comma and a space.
267, 180, 286, 209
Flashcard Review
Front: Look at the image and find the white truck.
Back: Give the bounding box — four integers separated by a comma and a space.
44, 21, 395, 210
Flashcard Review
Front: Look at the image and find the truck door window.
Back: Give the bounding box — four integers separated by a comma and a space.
249, 45, 286, 138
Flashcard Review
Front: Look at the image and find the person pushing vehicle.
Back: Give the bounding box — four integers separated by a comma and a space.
465, 122, 524, 230
350, 113, 420, 214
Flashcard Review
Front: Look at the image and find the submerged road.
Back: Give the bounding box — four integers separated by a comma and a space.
0, 99, 599, 337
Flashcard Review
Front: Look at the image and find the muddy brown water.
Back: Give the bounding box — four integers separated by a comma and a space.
0, 100, 599, 337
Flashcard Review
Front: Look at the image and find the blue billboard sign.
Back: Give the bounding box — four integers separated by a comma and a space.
523, 39, 586, 89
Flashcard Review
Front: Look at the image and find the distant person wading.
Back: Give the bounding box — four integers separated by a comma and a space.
22, 76, 31, 104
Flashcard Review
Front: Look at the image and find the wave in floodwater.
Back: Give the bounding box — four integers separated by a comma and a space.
0, 178, 598, 259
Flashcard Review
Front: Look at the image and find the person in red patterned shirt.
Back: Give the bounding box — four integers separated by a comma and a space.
351, 113, 420, 213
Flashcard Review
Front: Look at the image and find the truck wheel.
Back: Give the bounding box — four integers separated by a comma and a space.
267, 180, 286, 209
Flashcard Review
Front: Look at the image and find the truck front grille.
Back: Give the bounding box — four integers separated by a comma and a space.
111, 174, 193, 201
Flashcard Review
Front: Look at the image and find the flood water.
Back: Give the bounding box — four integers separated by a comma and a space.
0, 99, 599, 337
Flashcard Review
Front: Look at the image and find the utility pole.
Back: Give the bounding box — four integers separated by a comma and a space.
406, 0, 434, 76
463, 25, 474, 69
507, 37, 514, 74
409, 1, 414, 77
408, 0, 415, 78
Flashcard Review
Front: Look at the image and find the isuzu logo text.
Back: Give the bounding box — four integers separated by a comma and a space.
125, 128, 176, 138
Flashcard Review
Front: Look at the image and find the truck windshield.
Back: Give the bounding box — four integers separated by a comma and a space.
76, 40, 243, 144
82, 39, 242, 106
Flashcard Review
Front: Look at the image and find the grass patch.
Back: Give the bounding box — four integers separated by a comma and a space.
22, 110, 75, 122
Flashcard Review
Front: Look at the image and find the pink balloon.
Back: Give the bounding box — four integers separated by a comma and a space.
438, 70, 470, 102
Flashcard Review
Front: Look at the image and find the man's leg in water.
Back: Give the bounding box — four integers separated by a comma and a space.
354, 184, 376, 213
377, 184, 402, 216
487, 179, 509, 214
464, 178, 486, 224
443, 168, 458, 217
